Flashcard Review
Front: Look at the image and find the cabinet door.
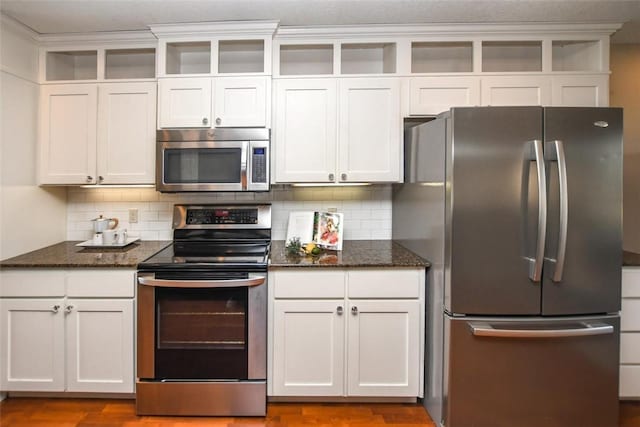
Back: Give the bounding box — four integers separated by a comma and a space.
0, 298, 65, 391
481, 76, 551, 106
551, 75, 608, 107
39, 84, 97, 184
274, 79, 338, 183
272, 299, 345, 396
97, 82, 157, 184
65, 299, 134, 393
158, 78, 211, 128
409, 77, 480, 115
338, 78, 401, 182
213, 76, 268, 127
347, 299, 420, 396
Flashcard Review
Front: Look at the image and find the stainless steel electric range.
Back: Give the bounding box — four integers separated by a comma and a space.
136, 204, 271, 416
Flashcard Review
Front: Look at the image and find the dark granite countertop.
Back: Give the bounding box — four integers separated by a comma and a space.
269, 240, 429, 268
624, 251, 640, 267
0, 241, 171, 269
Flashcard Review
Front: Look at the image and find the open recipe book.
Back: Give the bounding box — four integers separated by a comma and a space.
286, 211, 344, 250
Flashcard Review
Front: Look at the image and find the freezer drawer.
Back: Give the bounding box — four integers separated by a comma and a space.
443, 314, 619, 427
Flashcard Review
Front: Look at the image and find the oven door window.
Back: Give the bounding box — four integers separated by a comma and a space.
163, 148, 242, 184
155, 287, 248, 380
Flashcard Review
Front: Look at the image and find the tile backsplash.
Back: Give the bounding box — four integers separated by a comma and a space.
67, 185, 392, 242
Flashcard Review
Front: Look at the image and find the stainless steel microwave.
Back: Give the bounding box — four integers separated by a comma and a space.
156, 128, 270, 192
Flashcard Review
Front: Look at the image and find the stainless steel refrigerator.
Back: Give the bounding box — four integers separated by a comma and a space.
393, 107, 622, 427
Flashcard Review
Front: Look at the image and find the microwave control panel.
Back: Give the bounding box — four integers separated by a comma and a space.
252, 147, 267, 183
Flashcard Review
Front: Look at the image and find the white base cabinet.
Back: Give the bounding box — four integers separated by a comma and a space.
0, 270, 135, 394
268, 268, 424, 398
621, 267, 640, 398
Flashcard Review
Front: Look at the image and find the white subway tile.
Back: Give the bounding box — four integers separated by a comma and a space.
66, 184, 393, 241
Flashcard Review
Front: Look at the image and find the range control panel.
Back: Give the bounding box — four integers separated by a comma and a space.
186, 208, 258, 225
174, 204, 272, 229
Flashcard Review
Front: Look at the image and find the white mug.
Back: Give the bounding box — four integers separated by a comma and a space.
102, 229, 117, 245
117, 229, 127, 244
92, 232, 103, 245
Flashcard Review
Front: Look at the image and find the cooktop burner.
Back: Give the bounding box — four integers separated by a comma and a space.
137, 204, 271, 272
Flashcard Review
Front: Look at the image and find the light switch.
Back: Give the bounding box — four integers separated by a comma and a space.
129, 208, 138, 223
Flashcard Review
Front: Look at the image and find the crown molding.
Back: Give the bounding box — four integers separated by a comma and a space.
149, 20, 279, 38
275, 22, 623, 40
1, 13, 39, 42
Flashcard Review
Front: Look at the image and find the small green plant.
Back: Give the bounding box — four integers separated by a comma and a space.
285, 237, 303, 256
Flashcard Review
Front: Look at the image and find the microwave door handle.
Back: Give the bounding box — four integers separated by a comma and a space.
241, 141, 248, 190
138, 275, 265, 288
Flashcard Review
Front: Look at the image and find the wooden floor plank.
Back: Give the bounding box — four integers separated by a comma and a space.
0, 398, 637, 426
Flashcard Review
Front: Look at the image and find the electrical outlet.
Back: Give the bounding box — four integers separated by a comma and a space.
129, 208, 138, 223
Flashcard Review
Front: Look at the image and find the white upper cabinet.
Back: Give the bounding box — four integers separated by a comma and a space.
158, 76, 269, 128
97, 82, 157, 184
338, 78, 401, 182
151, 22, 276, 129
38, 35, 157, 186
158, 77, 212, 128
274, 79, 338, 183
551, 75, 608, 107
481, 75, 552, 106
40, 82, 157, 185
409, 76, 480, 115
39, 84, 98, 185
273, 77, 401, 184
213, 76, 268, 127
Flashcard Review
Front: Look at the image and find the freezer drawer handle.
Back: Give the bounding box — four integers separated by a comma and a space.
468, 322, 613, 338
138, 274, 265, 288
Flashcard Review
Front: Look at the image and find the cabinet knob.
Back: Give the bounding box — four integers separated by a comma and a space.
337, 306, 344, 315
341, 173, 347, 181
51, 305, 60, 313
328, 173, 335, 181
216, 117, 222, 125
65, 305, 74, 314
202, 117, 209, 125
351, 306, 358, 315
86, 176, 93, 182
98, 176, 104, 182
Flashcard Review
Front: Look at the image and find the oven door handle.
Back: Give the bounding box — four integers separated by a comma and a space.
137, 274, 265, 288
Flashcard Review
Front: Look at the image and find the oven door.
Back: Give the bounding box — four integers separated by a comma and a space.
157, 140, 248, 192
137, 272, 266, 381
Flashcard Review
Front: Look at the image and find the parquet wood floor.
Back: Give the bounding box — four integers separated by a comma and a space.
0, 398, 638, 426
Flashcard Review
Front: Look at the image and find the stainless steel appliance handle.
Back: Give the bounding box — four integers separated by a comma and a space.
529, 139, 547, 282
241, 141, 248, 191
469, 322, 613, 338
138, 274, 265, 288
551, 139, 568, 282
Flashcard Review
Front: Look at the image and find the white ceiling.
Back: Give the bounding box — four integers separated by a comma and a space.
2, 0, 640, 43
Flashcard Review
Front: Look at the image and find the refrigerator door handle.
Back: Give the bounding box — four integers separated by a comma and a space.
527, 139, 547, 282
468, 321, 613, 338
548, 139, 569, 282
